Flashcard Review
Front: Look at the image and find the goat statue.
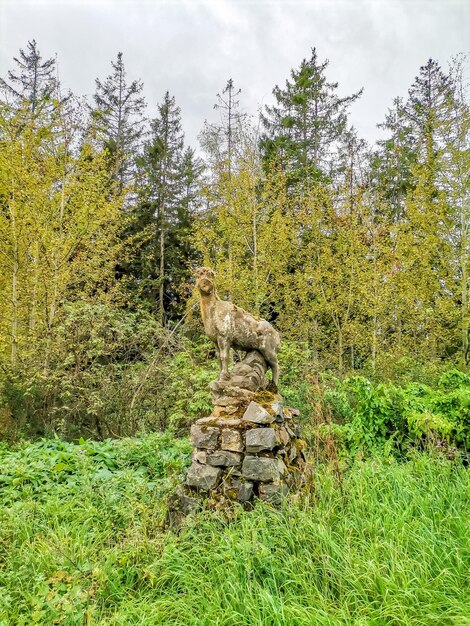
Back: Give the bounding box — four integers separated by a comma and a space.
195, 267, 280, 388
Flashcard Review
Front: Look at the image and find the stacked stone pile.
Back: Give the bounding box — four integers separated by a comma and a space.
184, 397, 306, 505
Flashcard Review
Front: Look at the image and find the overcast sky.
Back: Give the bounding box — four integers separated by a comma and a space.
0, 0, 468, 149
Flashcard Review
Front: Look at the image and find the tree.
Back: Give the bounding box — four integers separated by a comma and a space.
0, 40, 58, 114
0, 104, 123, 369
199, 78, 249, 181
128, 92, 200, 323
440, 56, 470, 362
91, 52, 146, 190
194, 147, 299, 325
260, 47, 362, 186
371, 97, 417, 221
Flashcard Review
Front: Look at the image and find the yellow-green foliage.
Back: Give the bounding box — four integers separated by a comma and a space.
0, 109, 124, 369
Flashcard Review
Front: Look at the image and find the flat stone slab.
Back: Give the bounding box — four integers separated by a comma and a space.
185, 462, 221, 490
223, 478, 254, 502
190, 425, 220, 450
221, 428, 244, 452
242, 401, 275, 425
289, 445, 297, 462
206, 450, 242, 467
245, 428, 277, 453
242, 456, 287, 482
196, 416, 243, 428
271, 401, 284, 422
285, 424, 296, 439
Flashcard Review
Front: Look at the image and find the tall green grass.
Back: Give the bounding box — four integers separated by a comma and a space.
0, 437, 469, 625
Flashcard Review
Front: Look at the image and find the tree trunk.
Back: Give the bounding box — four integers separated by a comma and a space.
9, 195, 18, 367
159, 198, 165, 326
338, 327, 343, 374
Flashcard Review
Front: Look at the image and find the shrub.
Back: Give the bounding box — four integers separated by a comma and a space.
321, 369, 470, 457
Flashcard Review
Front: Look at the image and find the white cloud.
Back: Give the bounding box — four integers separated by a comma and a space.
0, 0, 468, 148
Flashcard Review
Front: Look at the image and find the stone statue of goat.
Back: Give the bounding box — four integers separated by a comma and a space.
195, 267, 280, 387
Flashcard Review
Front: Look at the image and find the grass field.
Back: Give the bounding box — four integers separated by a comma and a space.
0, 435, 469, 625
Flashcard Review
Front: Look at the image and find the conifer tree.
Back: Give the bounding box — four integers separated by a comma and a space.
441, 56, 470, 362
260, 47, 362, 186
91, 52, 146, 190
371, 98, 417, 221
199, 78, 248, 181
128, 92, 200, 323
0, 40, 70, 125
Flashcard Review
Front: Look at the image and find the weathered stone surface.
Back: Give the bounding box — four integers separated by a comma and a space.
242, 401, 275, 425
190, 425, 220, 449
288, 445, 297, 463
259, 482, 289, 504
196, 416, 219, 426
242, 456, 287, 482
179, 493, 202, 514
196, 416, 243, 428
221, 428, 243, 452
212, 405, 240, 416
277, 426, 291, 447
206, 450, 242, 467
245, 427, 277, 452
165, 487, 202, 529
185, 462, 221, 490
271, 401, 284, 422
222, 477, 254, 502
237, 482, 254, 502
218, 418, 243, 428
191, 449, 207, 464
285, 424, 296, 439
195, 267, 279, 387
209, 382, 255, 408
230, 375, 258, 391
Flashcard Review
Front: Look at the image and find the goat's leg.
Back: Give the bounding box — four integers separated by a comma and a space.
214, 344, 222, 374
270, 358, 279, 388
264, 349, 280, 388
217, 337, 231, 381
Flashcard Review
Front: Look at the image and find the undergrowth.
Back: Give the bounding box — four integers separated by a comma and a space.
0, 435, 469, 625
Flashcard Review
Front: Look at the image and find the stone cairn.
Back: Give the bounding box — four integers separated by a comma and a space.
166, 267, 308, 524
172, 349, 307, 517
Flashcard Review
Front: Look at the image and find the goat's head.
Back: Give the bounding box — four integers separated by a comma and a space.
195, 267, 216, 295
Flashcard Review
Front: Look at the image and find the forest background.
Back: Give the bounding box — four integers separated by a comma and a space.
0, 40, 469, 456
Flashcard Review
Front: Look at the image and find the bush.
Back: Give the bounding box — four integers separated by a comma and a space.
321, 369, 470, 457
0, 304, 225, 440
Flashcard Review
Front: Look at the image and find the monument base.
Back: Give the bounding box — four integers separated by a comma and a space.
167, 393, 308, 525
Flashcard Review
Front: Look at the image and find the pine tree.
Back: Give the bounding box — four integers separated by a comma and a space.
404, 59, 453, 160
260, 47, 362, 186
333, 127, 369, 212
165, 146, 204, 315
128, 92, 199, 323
395, 59, 460, 359
0, 40, 67, 121
199, 79, 249, 180
441, 56, 470, 363
91, 52, 146, 190
372, 97, 417, 221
